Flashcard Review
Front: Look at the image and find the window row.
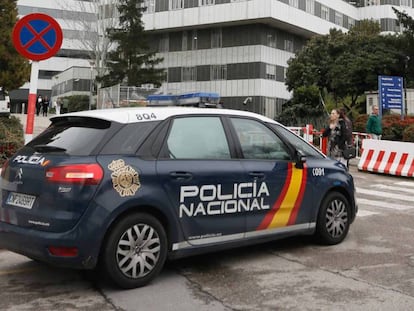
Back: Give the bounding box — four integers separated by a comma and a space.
165, 63, 287, 82
149, 24, 304, 53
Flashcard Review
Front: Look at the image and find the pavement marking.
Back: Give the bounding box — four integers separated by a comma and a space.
373, 184, 414, 194
356, 198, 412, 211
356, 187, 414, 203
357, 209, 379, 217
394, 181, 414, 188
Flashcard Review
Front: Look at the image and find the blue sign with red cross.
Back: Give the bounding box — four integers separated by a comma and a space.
12, 13, 63, 61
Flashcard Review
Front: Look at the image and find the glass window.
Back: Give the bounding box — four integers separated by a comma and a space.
269, 123, 324, 158
211, 65, 227, 80
289, 0, 299, 8
266, 64, 276, 80
335, 11, 343, 26
306, 0, 315, 14
159, 34, 169, 52
266, 31, 277, 48
321, 5, 329, 21
26, 117, 113, 156
211, 28, 222, 48
170, 0, 184, 10
166, 117, 231, 159
200, 0, 215, 5
182, 67, 197, 81
230, 118, 291, 160
143, 0, 155, 13
284, 37, 294, 52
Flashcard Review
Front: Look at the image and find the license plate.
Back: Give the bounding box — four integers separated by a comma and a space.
6, 192, 36, 209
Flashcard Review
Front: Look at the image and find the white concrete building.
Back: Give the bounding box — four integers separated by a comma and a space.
11, 0, 414, 118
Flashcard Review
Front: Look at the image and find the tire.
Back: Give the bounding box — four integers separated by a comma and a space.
101, 213, 167, 289
315, 192, 350, 245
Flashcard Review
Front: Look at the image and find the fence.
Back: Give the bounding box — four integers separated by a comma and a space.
288, 124, 372, 158
97, 84, 159, 109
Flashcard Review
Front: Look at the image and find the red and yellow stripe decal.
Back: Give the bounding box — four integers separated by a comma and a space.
257, 163, 307, 230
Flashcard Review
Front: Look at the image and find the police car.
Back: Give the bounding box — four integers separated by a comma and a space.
0, 107, 357, 288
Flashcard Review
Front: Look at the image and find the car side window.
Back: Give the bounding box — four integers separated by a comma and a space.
230, 118, 291, 160
166, 116, 231, 159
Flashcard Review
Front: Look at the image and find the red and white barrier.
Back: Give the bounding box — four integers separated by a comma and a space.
358, 139, 414, 177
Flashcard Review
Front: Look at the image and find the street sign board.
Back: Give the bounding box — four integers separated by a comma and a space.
12, 13, 63, 61
378, 75, 403, 110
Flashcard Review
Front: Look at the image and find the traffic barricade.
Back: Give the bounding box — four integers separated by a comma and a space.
358, 139, 414, 177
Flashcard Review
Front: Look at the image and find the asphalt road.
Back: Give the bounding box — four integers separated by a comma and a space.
0, 166, 413, 310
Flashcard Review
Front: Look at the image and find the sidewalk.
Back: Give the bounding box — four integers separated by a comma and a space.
12, 113, 53, 138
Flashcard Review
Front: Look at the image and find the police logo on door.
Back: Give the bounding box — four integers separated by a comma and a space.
108, 159, 141, 197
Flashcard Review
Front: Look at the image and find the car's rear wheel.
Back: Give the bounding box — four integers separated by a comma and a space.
315, 192, 350, 245
101, 213, 167, 288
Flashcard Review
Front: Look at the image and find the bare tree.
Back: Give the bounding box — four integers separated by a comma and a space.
58, 0, 119, 91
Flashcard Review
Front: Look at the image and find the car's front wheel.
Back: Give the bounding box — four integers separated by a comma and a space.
315, 192, 350, 245
101, 213, 167, 288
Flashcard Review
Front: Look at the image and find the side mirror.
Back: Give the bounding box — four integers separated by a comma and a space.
295, 150, 306, 169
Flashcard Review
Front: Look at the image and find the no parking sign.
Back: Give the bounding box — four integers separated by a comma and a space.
12, 13, 63, 61
12, 13, 63, 143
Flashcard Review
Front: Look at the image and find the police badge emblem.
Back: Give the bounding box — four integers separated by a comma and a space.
108, 159, 141, 197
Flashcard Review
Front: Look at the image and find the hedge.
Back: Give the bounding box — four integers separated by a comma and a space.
0, 116, 24, 167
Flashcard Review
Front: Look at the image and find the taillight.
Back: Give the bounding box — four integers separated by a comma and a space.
45, 163, 103, 185
48, 246, 78, 257
1, 159, 9, 178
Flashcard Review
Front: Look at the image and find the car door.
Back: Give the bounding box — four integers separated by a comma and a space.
156, 115, 247, 246
228, 117, 310, 239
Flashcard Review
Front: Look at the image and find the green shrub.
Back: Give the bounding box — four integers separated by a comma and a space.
0, 116, 24, 167
402, 124, 414, 142
353, 114, 368, 133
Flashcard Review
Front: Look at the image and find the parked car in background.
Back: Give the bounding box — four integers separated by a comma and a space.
0, 107, 357, 288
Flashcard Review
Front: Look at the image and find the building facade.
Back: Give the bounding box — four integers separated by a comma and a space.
11, 0, 414, 118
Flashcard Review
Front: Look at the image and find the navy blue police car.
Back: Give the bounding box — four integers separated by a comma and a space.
0, 107, 357, 288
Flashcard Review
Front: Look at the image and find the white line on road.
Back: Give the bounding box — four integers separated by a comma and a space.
357, 198, 412, 210
356, 187, 414, 203
373, 184, 414, 194
357, 209, 380, 217
394, 181, 414, 188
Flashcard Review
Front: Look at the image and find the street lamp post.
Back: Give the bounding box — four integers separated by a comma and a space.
89, 62, 95, 110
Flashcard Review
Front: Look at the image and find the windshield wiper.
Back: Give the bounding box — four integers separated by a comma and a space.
33, 145, 67, 153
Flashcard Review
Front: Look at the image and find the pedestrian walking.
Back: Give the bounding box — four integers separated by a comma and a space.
322, 108, 348, 167
366, 105, 382, 139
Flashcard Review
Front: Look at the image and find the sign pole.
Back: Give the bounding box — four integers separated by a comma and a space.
25, 61, 39, 144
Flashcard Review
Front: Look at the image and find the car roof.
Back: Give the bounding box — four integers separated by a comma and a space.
51, 107, 281, 125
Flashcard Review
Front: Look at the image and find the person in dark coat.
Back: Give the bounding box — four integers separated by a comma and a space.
322, 108, 347, 167
42, 96, 50, 116
36, 95, 43, 116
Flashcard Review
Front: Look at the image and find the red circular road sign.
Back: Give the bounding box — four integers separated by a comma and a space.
12, 13, 63, 61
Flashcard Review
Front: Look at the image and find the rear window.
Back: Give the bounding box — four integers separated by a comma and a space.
26, 117, 113, 156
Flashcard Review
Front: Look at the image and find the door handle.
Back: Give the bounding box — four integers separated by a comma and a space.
169, 172, 193, 181
248, 172, 265, 179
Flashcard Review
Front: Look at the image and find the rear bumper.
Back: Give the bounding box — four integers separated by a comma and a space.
0, 201, 110, 269
0, 221, 99, 269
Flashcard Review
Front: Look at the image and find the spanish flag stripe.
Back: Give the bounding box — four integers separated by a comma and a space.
257, 162, 293, 230
269, 166, 303, 228
287, 164, 307, 225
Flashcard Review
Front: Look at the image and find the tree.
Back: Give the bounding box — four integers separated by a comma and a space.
393, 7, 414, 88
277, 85, 327, 128
285, 20, 403, 112
101, 0, 165, 87
0, 0, 30, 91
59, 0, 118, 91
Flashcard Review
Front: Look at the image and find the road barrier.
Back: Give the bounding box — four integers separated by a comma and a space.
358, 139, 414, 177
